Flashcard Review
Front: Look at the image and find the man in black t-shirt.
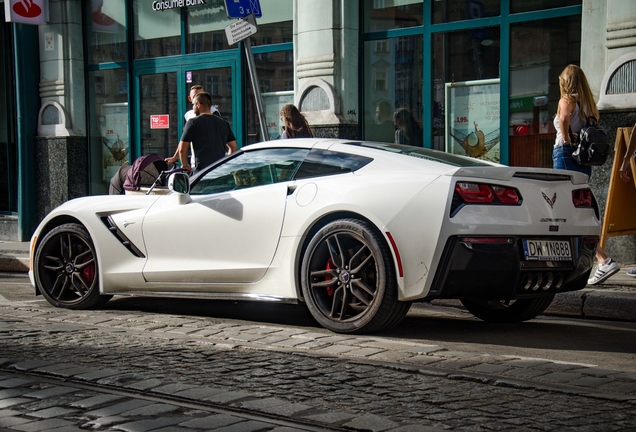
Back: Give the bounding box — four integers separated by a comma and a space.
166, 92, 237, 173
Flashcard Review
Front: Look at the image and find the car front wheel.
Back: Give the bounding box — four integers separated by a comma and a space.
460, 296, 555, 323
34, 223, 111, 309
301, 219, 410, 334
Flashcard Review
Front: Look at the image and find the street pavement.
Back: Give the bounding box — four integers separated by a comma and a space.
1, 241, 636, 430
1, 295, 636, 431
2, 240, 635, 323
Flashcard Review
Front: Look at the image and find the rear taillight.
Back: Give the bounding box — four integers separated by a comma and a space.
454, 182, 521, 204
492, 186, 520, 204
452, 182, 522, 217
455, 182, 493, 203
572, 188, 593, 207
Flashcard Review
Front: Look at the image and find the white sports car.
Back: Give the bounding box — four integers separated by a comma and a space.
29, 139, 600, 334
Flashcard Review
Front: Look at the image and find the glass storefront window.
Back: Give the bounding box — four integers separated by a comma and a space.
363, 0, 423, 32
363, 35, 423, 146
248, 21, 293, 47
511, 0, 581, 14
86, 0, 126, 64
432, 27, 500, 160
433, 0, 500, 24
87, 69, 129, 194
186, 1, 232, 53
187, 0, 292, 53
246, 52, 294, 143
509, 16, 581, 167
133, 0, 180, 59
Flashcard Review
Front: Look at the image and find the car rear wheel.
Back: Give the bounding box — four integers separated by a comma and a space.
460, 296, 555, 323
301, 218, 410, 334
34, 223, 111, 309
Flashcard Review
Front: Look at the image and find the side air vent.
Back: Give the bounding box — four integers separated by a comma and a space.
513, 173, 572, 182
101, 216, 146, 258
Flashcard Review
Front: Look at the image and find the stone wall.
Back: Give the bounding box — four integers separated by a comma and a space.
34, 136, 88, 225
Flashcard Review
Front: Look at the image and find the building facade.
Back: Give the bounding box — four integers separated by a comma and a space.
1, 0, 635, 261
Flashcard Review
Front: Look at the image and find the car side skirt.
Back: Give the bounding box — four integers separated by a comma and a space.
102, 291, 299, 304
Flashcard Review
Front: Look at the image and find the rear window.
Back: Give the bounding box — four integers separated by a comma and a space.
294, 149, 372, 180
344, 141, 494, 168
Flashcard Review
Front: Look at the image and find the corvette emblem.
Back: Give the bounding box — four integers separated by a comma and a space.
123, 220, 135, 228
542, 192, 556, 209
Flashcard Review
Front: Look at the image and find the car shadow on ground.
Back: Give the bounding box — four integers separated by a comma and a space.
105, 296, 320, 329
384, 304, 636, 355
103, 297, 636, 356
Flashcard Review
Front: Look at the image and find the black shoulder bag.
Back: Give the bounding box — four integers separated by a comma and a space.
570, 116, 609, 166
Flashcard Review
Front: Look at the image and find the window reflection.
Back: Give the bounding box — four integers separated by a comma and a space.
87, 69, 129, 194
511, 0, 581, 14
86, 0, 126, 64
363, 36, 423, 146
363, 0, 423, 32
509, 16, 581, 167
432, 28, 500, 160
186, 1, 232, 53
246, 52, 294, 143
433, 0, 500, 24
133, 0, 180, 59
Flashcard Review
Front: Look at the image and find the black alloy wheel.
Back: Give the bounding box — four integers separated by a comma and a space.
301, 219, 411, 334
34, 223, 111, 309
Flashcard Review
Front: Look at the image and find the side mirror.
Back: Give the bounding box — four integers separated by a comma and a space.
168, 172, 190, 194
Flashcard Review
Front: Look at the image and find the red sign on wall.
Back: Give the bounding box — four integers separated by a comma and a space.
5, 0, 48, 25
150, 115, 170, 129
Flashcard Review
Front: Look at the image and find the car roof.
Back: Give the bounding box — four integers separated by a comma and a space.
242, 138, 497, 169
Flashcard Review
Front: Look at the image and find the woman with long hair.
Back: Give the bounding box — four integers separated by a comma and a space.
280, 104, 313, 139
552, 64, 619, 284
393, 108, 423, 147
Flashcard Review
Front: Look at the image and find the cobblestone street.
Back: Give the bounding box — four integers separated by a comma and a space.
1, 300, 635, 431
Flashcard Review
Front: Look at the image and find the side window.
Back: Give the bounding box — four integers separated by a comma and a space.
189, 148, 310, 195
294, 149, 373, 180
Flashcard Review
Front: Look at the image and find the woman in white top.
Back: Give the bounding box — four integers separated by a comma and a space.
552, 64, 619, 284
552, 64, 598, 177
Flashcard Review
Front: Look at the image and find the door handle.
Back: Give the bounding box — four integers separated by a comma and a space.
287, 185, 297, 195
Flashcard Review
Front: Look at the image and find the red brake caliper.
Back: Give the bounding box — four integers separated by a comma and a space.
83, 254, 95, 284
325, 258, 335, 296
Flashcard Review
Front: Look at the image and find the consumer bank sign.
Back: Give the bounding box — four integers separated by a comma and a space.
152, 0, 206, 11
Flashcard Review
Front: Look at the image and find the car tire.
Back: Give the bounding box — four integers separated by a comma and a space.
34, 223, 111, 309
460, 296, 555, 323
301, 218, 410, 334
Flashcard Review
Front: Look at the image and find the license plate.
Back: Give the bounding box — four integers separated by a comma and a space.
522, 239, 572, 261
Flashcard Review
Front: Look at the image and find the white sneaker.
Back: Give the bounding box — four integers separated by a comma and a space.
588, 259, 620, 285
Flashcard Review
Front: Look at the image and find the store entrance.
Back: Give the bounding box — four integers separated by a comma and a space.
134, 58, 239, 163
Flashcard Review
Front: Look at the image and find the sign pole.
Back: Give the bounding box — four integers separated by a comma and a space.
244, 36, 269, 141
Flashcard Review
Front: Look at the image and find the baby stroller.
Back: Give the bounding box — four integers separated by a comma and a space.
108, 154, 168, 195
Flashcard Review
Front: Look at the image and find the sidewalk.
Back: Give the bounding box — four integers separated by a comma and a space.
2, 241, 635, 322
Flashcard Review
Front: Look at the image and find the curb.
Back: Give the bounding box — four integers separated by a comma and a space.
548, 289, 636, 322
0, 256, 29, 273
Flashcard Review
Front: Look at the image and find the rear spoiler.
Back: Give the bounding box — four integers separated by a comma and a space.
449, 166, 589, 185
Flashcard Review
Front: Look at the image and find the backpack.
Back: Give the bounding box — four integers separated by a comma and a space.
570, 117, 609, 166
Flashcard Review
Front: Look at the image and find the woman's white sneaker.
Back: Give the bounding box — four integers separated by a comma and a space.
588, 259, 620, 285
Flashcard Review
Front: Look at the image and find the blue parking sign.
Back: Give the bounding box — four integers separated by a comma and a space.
224, 0, 262, 18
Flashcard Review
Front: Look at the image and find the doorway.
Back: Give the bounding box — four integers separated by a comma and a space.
134, 57, 240, 162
